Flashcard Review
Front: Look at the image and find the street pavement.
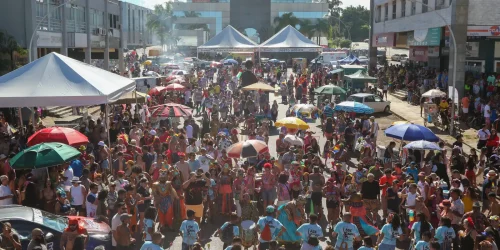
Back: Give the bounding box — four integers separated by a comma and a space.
163, 70, 410, 250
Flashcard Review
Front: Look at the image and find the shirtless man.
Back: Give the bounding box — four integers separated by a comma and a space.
309, 166, 325, 218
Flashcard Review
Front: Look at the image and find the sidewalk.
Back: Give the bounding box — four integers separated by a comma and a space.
385, 93, 476, 155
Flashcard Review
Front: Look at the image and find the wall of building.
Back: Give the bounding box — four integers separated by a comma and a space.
230, 0, 271, 41
121, 2, 152, 49
171, 2, 230, 36
0, 0, 33, 48
467, 0, 500, 25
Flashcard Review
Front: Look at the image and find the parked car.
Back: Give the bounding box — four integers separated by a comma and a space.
348, 93, 391, 113
391, 54, 401, 61
0, 205, 111, 250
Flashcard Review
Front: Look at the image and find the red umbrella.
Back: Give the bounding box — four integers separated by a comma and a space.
27, 127, 89, 147
148, 86, 166, 96
164, 83, 186, 91
150, 103, 193, 117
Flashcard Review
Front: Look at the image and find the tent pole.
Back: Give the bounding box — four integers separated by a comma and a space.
18, 108, 24, 136
106, 104, 111, 147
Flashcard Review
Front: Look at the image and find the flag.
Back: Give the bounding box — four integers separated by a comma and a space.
237, 72, 242, 79
333, 144, 341, 153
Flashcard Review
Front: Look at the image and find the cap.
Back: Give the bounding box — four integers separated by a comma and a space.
263, 163, 272, 169
410, 161, 416, 165
71, 177, 81, 183
178, 152, 186, 157
149, 130, 157, 136
472, 201, 481, 208
78, 145, 86, 151
266, 205, 275, 213
120, 214, 132, 221
117, 170, 125, 175
369, 116, 375, 119
97, 141, 105, 147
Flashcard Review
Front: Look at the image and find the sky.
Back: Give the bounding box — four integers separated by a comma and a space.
121, 0, 370, 10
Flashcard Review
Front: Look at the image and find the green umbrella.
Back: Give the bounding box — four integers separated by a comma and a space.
9, 142, 81, 169
313, 85, 347, 95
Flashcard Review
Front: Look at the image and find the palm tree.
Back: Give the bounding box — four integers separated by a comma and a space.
0, 31, 24, 71
146, 3, 176, 49
298, 19, 314, 39
273, 12, 300, 32
313, 19, 330, 45
175, 11, 209, 31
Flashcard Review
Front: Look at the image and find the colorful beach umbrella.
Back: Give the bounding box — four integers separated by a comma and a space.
10, 142, 81, 169
226, 140, 269, 158
275, 117, 309, 130
149, 103, 193, 117
27, 126, 89, 147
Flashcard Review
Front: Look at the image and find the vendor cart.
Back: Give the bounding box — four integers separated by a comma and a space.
423, 102, 440, 127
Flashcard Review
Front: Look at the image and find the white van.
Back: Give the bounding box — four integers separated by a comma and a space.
311, 52, 348, 66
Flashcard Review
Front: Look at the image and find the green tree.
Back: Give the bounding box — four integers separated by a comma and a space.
146, 3, 176, 49
298, 19, 314, 39
0, 31, 25, 71
273, 12, 300, 33
340, 5, 370, 42
313, 18, 330, 45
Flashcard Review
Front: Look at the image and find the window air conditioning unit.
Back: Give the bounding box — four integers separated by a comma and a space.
93, 28, 99, 35
100, 28, 106, 36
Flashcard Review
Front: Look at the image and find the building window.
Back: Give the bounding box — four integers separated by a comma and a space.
392, 1, 396, 19
411, 1, 416, 15
384, 4, 388, 21
422, 0, 428, 12
376, 6, 382, 22
401, 0, 406, 17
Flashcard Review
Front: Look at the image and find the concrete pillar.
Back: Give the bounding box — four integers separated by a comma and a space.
396, 0, 402, 18
369, 0, 378, 70
104, 0, 110, 70
85, 0, 91, 63
61, 2, 68, 56
26, 0, 37, 61
388, 1, 394, 20
406, 0, 412, 16
118, 1, 125, 75
448, 0, 469, 99
416, 1, 423, 14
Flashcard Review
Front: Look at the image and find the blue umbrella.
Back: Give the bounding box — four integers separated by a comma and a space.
403, 140, 442, 150
385, 123, 439, 142
334, 101, 374, 114
224, 59, 238, 65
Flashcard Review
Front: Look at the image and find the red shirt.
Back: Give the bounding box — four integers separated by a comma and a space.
379, 175, 397, 196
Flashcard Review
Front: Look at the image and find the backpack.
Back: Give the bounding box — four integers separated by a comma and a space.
220, 223, 235, 243
260, 219, 273, 241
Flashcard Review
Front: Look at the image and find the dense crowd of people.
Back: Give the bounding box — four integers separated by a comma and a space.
0, 56, 499, 250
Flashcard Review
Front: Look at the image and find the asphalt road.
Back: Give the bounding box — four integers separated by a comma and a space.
158, 69, 409, 250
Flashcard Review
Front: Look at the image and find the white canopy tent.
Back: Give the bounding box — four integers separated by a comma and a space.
259, 25, 322, 53
0, 52, 135, 107
197, 25, 258, 54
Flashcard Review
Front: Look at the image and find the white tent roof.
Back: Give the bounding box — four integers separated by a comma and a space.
198, 25, 258, 52
0, 52, 135, 107
260, 25, 322, 52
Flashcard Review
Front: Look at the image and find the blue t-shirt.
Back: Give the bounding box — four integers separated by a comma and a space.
406, 167, 419, 180
143, 218, 154, 241
411, 221, 434, 242
257, 216, 284, 243
220, 222, 240, 237
415, 240, 430, 250
296, 223, 323, 242
180, 219, 200, 245
435, 226, 455, 244
358, 247, 375, 250
333, 222, 360, 249
208, 179, 216, 197
140, 241, 163, 250
380, 224, 402, 245
188, 160, 201, 172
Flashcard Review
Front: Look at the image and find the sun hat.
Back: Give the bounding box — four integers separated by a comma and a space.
97, 141, 105, 147
266, 205, 275, 213
149, 130, 157, 136
71, 177, 81, 183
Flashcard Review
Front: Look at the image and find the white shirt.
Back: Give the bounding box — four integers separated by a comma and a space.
186, 125, 193, 139
111, 213, 123, 246
197, 155, 213, 172
70, 185, 85, 206
63, 168, 74, 186
0, 185, 12, 206
484, 104, 491, 118
478, 129, 491, 140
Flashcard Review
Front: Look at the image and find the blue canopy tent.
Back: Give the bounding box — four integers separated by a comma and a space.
349, 59, 361, 65
338, 55, 359, 65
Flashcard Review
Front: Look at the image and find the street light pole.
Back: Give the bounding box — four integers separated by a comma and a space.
408, 0, 457, 135
28, 0, 73, 62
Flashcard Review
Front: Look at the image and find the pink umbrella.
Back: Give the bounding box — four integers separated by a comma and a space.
164, 83, 186, 91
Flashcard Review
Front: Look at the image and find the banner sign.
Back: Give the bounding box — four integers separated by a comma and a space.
407, 27, 442, 46
259, 48, 323, 52
467, 26, 500, 37
409, 46, 428, 62
428, 47, 440, 57
372, 33, 395, 47
197, 48, 257, 52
